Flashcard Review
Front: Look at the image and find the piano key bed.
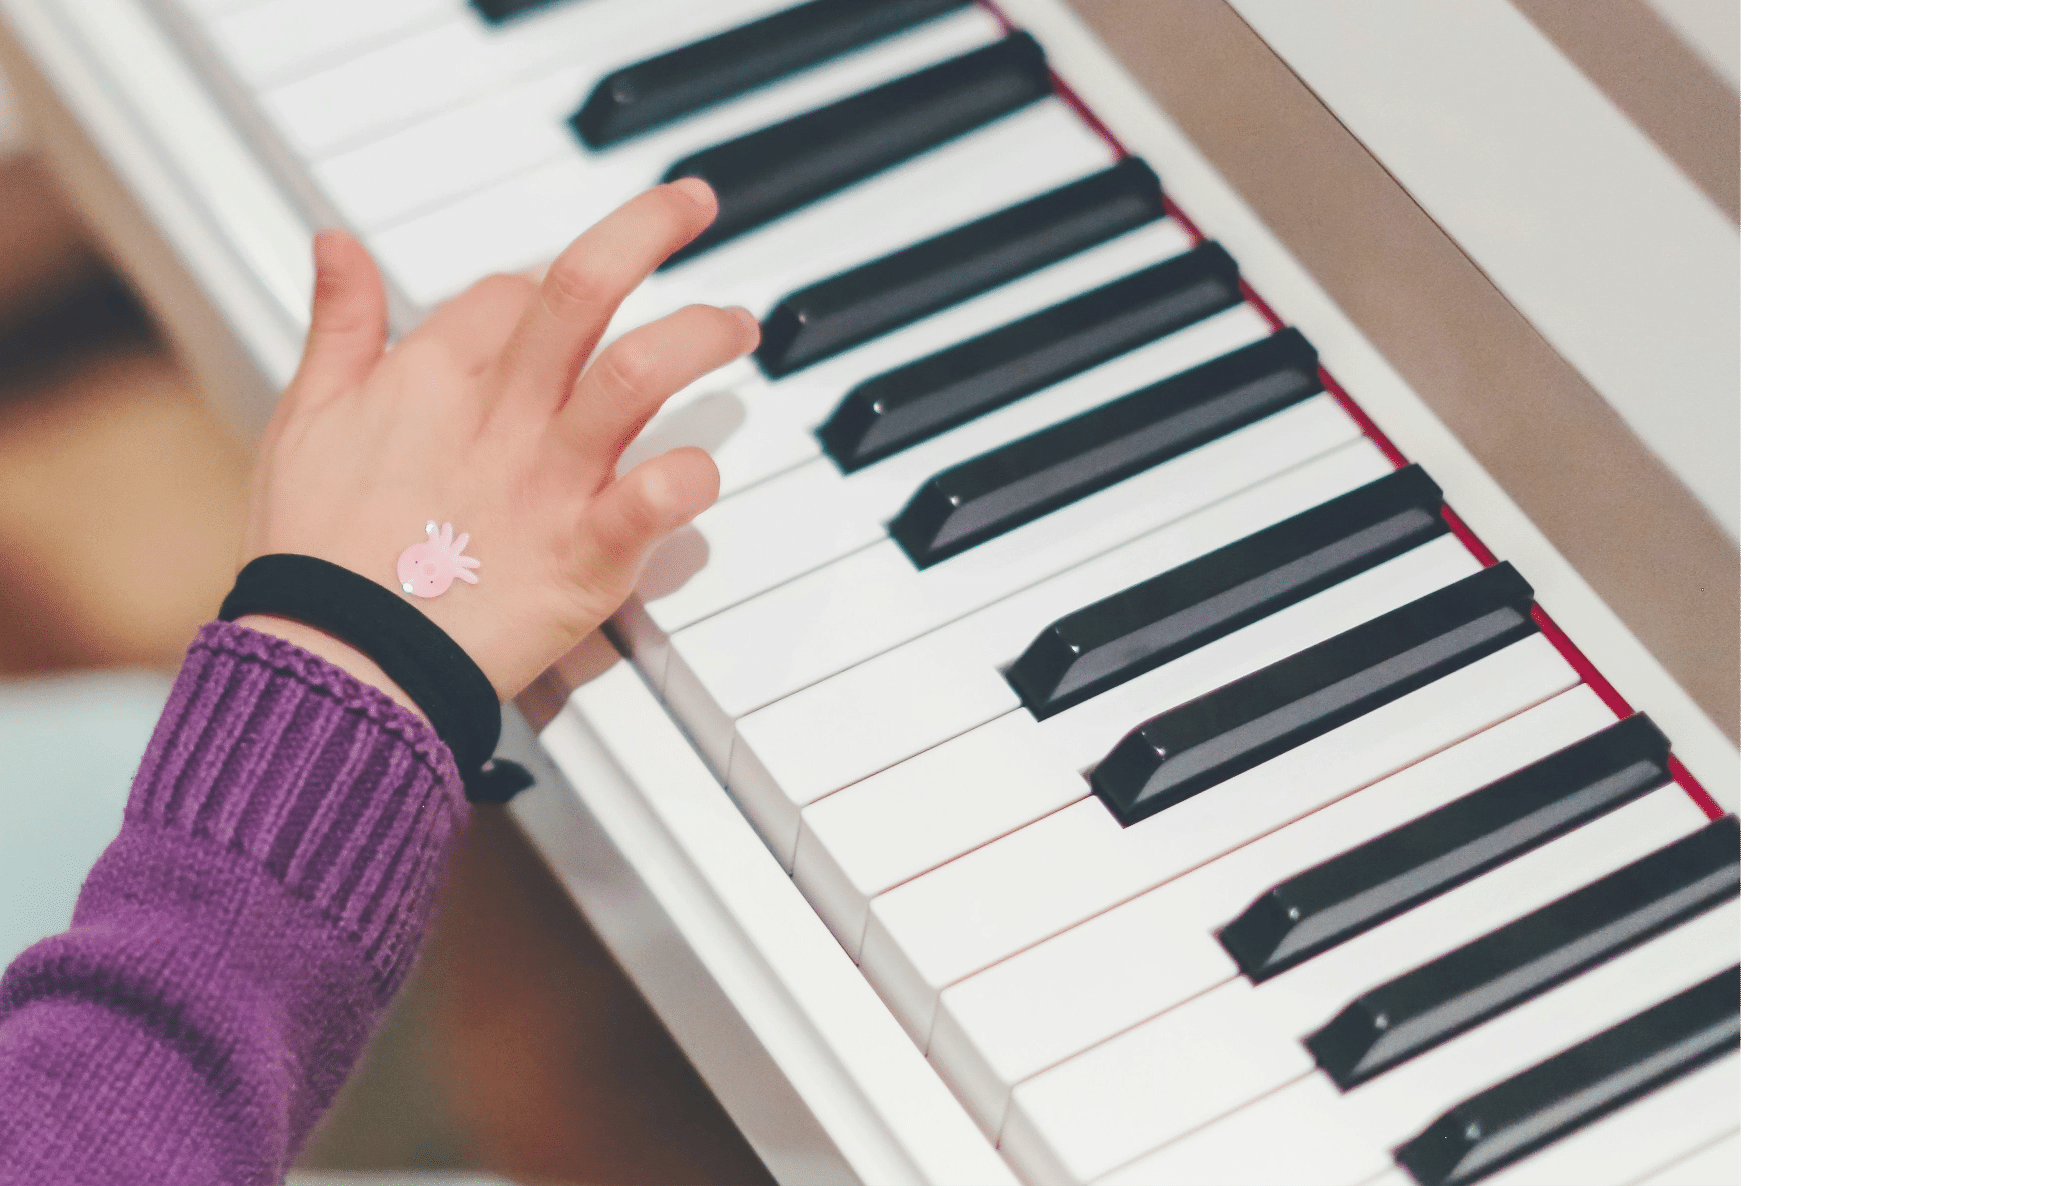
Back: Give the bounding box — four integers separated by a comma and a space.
15, 0, 1743, 1181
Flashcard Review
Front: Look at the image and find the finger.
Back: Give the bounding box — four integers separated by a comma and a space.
554, 303, 756, 471
579, 446, 720, 579
405, 273, 533, 376
292, 230, 389, 405
496, 178, 717, 411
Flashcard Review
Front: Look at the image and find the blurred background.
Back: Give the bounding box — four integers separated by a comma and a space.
0, 64, 768, 1186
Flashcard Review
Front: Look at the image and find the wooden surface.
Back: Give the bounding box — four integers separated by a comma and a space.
1511, 0, 1740, 223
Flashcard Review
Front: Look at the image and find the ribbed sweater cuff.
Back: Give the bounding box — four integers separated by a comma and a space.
129, 621, 468, 998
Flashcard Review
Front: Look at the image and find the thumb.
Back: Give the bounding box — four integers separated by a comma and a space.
581, 447, 720, 583
293, 230, 390, 404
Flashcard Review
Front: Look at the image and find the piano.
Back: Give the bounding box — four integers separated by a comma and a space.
0, 0, 1741, 1181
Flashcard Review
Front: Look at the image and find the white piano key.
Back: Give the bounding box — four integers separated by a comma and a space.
1105, 1074, 1360, 1186
624, 213, 1192, 499
1098, 900, 1741, 1186
832, 303, 1274, 529
998, 789, 1709, 1183
207, 0, 457, 89
666, 307, 1273, 710
640, 458, 886, 648
722, 628, 1011, 865
603, 101, 1120, 334
316, 5, 1009, 232
260, 0, 786, 157
920, 439, 1390, 665
733, 436, 1391, 852
375, 83, 1098, 309
374, 146, 636, 304
800, 711, 1064, 952
861, 632, 1582, 1043
1632, 1129, 1740, 1186
931, 686, 1622, 1139
720, 440, 1386, 865
646, 301, 1270, 650
179, 0, 273, 18
804, 534, 1481, 955
316, 58, 603, 230
1019, 980, 1312, 1186
1477, 1053, 1739, 1186
723, 401, 1369, 852
72, 0, 1746, 1177
900, 411, 1363, 631
1192, 792, 1709, 1044
663, 397, 1362, 779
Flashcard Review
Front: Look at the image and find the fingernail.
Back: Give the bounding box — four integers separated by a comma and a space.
668, 176, 716, 209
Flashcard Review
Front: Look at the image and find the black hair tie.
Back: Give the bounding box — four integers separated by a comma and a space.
219, 554, 529, 803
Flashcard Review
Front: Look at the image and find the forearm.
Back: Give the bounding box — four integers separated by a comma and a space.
0, 622, 467, 1185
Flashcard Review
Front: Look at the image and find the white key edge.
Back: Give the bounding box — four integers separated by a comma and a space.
518, 660, 1018, 1186
18, 0, 1737, 813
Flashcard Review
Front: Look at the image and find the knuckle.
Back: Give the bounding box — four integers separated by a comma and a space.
601, 338, 663, 397
405, 334, 464, 378
310, 284, 372, 335
475, 272, 536, 306
542, 252, 616, 312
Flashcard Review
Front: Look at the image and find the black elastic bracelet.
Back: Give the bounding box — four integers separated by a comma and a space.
219, 554, 517, 800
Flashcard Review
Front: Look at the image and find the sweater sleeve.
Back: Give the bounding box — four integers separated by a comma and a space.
0, 621, 469, 1186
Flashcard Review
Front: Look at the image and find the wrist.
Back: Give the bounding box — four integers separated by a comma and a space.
233, 613, 426, 719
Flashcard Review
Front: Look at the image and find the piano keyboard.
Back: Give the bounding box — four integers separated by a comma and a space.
66, 0, 1743, 1180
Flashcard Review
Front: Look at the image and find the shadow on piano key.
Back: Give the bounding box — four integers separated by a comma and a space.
618, 386, 748, 474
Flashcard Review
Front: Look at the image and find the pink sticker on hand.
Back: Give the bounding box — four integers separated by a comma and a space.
398, 520, 481, 598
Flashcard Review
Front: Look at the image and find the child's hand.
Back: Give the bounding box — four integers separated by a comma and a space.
238, 179, 755, 705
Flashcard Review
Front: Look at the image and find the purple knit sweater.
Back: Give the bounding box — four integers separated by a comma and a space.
0, 622, 469, 1185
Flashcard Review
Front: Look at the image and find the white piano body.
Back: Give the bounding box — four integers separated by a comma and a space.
0, 0, 1739, 1181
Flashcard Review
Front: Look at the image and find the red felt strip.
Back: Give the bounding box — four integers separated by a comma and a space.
987, 16, 1724, 820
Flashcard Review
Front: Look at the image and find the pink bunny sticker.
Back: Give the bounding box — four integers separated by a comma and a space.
397, 520, 481, 598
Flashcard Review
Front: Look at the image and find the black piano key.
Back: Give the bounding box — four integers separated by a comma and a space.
1394, 965, 1741, 1186
817, 242, 1242, 472
757, 157, 1164, 377
471, 0, 567, 23
1092, 563, 1539, 829
1007, 460, 1447, 717
892, 329, 1325, 570
572, 0, 971, 150
1307, 816, 1741, 1090
1216, 712, 1674, 981
660, 32, 1051, 264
